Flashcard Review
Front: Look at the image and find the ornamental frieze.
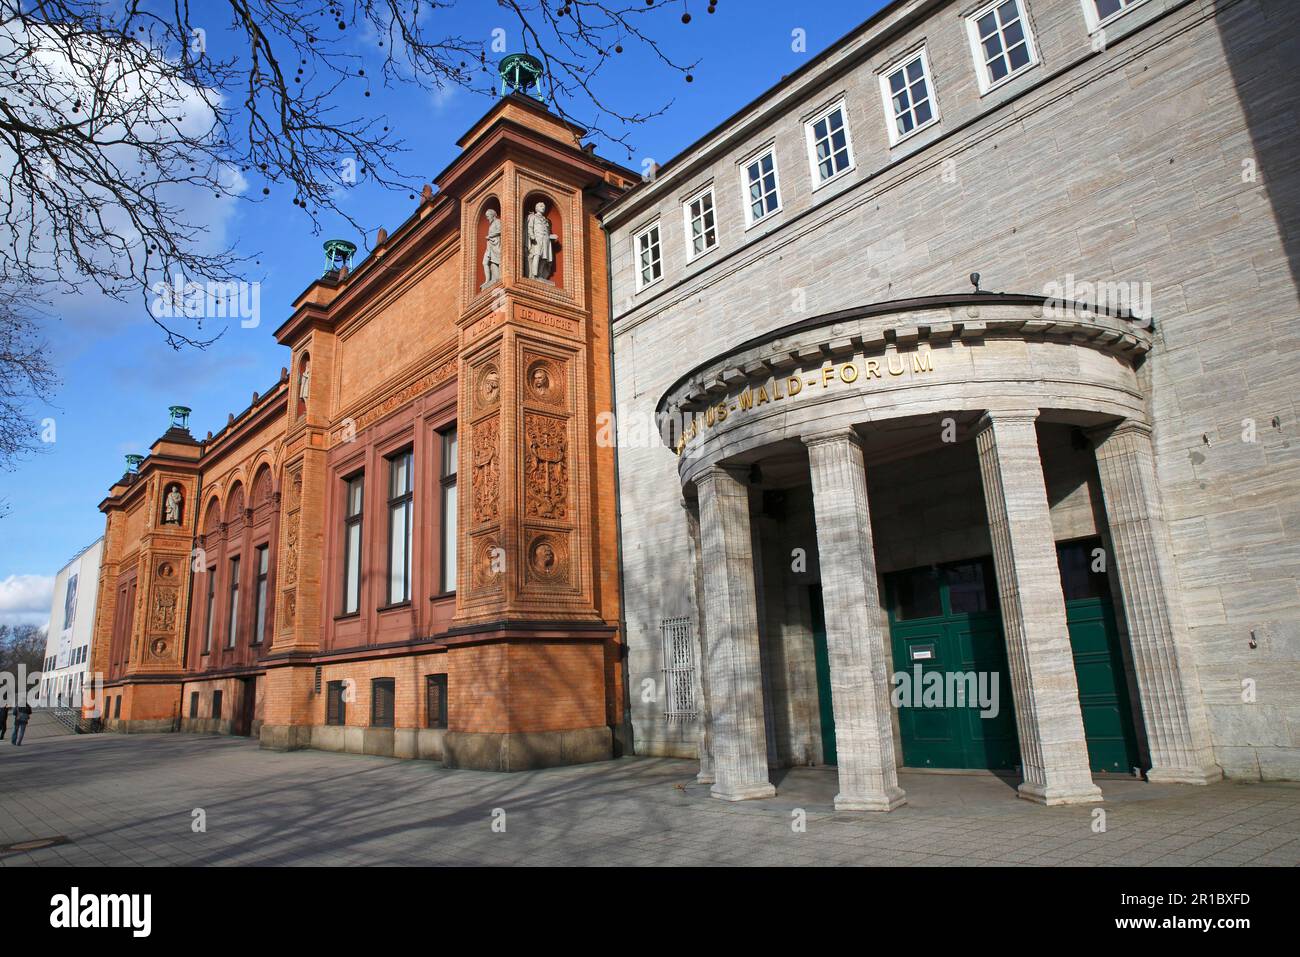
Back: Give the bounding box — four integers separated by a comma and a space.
330, 356, 457, 444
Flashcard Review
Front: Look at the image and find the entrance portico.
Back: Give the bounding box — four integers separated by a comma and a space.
662, 294, 1220, 808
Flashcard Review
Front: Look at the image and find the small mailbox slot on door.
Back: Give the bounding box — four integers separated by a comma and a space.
909, 643, 936, 662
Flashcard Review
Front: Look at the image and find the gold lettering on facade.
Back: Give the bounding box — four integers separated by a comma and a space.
673, 348, 937, 455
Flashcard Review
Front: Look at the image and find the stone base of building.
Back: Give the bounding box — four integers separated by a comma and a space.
1017, 780, 1105, 806
179, 718, 236, 735
259, 723, 314, 751
104, 718, 178, 734
442, 725, 612, 771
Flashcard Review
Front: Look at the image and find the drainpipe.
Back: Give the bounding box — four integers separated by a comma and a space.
602, 213, 635, 757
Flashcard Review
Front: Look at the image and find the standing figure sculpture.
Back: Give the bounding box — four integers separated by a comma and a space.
163, 485, 183, 525
525, 201, 557, 281
481, 207, 502, 287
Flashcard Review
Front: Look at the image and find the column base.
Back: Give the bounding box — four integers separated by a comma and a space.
1017, 780, 1104, 806
1147, 764, 1223, 786
696, 770, 715, 785
835, 786, 907, 812
710, 781, 776, 801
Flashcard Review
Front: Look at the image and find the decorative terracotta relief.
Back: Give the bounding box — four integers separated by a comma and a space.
472, 415, 500, 525
286, 469, 302, 512
149, 638, 169, 659
525, 531, 569, 586
475, 362, 501, 412
471, 536, 503, 591
150, 587, 178, 631
284, 522, 299, 587
524, 356, 566, 409
280, 589, 297, 628
524, 413, 568, 520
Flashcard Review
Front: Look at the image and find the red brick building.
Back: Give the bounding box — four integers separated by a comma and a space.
89, 90, 637, 770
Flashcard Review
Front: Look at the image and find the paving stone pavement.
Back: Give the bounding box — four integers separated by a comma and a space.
0, 728, 1297, 866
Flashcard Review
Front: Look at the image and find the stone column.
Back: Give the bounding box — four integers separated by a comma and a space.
695, 465, 775, 801
683, 496, 714, 784
974, 411, 1103, 805
805, 430, 907, 811
1091, 420, 1220, 784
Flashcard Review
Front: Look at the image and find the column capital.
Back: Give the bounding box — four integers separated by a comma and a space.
974, 409, 1041, 434
694, 462, 749, 488
1087, 417, 1152, 447
802, 427, 863, 452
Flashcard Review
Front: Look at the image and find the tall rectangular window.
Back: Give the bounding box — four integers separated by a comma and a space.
806, 102, 853, 183
371, 678, 395, 728
189, 691, 199, 718
253, 544, 269, 644
967, 0, 1037, 93
743, 149, 781, 225
226, 555, 241, 648
203, 566, 216, 654
440, 429, 458, 594
426, 674, 448, 729
387, 449, 414, 604
212, 690, 223, 719
882, 51, 937, 144
634, 222, 662, 291
342, 473, 364, 615
326, 681, 347, 726
683, 188, 717, 259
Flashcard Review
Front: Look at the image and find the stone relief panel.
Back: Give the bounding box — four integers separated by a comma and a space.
524, 413, 569, 520
472, 415, 500, 526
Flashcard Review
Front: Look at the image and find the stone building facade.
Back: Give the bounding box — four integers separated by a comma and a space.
89, 93, 636, 769
603, 0, 1299, 805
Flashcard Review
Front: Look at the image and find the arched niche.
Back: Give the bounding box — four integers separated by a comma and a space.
296, 353, 311, 418
160, 483, 185, 527
521, 191, 563, 287
477, 196, 503, 291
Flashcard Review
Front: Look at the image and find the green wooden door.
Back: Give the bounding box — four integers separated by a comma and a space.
1058, 539, 1142, 773
808, 586, 838, 766
886, 558, 1021, 770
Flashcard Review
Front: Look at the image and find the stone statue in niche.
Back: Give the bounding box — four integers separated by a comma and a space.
298, 360, 311, 404
162, 484, 183, 525
481, 207, 501, 288
524, 200, 557, 281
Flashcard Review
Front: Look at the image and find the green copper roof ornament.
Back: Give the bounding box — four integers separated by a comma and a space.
499, 53, 546, 102
125, 454, 144, 474
323, 239, 357, 276
168, 405, 191, 430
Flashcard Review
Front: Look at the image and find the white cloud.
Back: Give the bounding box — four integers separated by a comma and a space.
0, 574, 55, 628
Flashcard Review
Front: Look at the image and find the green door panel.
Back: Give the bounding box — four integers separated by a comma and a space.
1065, 594, 1141, 773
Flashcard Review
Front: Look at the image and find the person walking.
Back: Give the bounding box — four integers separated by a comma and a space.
11, 703, 32, 746
0, 704, 9, 741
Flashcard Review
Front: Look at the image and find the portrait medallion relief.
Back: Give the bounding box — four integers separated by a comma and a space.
526, 532, 569, 585
150, 638, 169, 659
475, 362, 501, 411
524, 358, 565, 408
471, 537, 504, 591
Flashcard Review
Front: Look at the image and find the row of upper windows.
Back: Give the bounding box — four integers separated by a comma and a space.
42, 646, 89, 672
631, 0, 1148, 292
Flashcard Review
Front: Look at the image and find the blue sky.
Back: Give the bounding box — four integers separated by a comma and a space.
0, 0, 888, 625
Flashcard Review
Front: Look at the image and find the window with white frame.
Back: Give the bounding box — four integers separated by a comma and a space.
968, 0, 1037, 92
742, 149, 781, 225
1085, 0, 1148, 31
805, 101, 854, 184
683, 187, 718, 259
881, 49, 938, 145
634, 221, 662, 290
